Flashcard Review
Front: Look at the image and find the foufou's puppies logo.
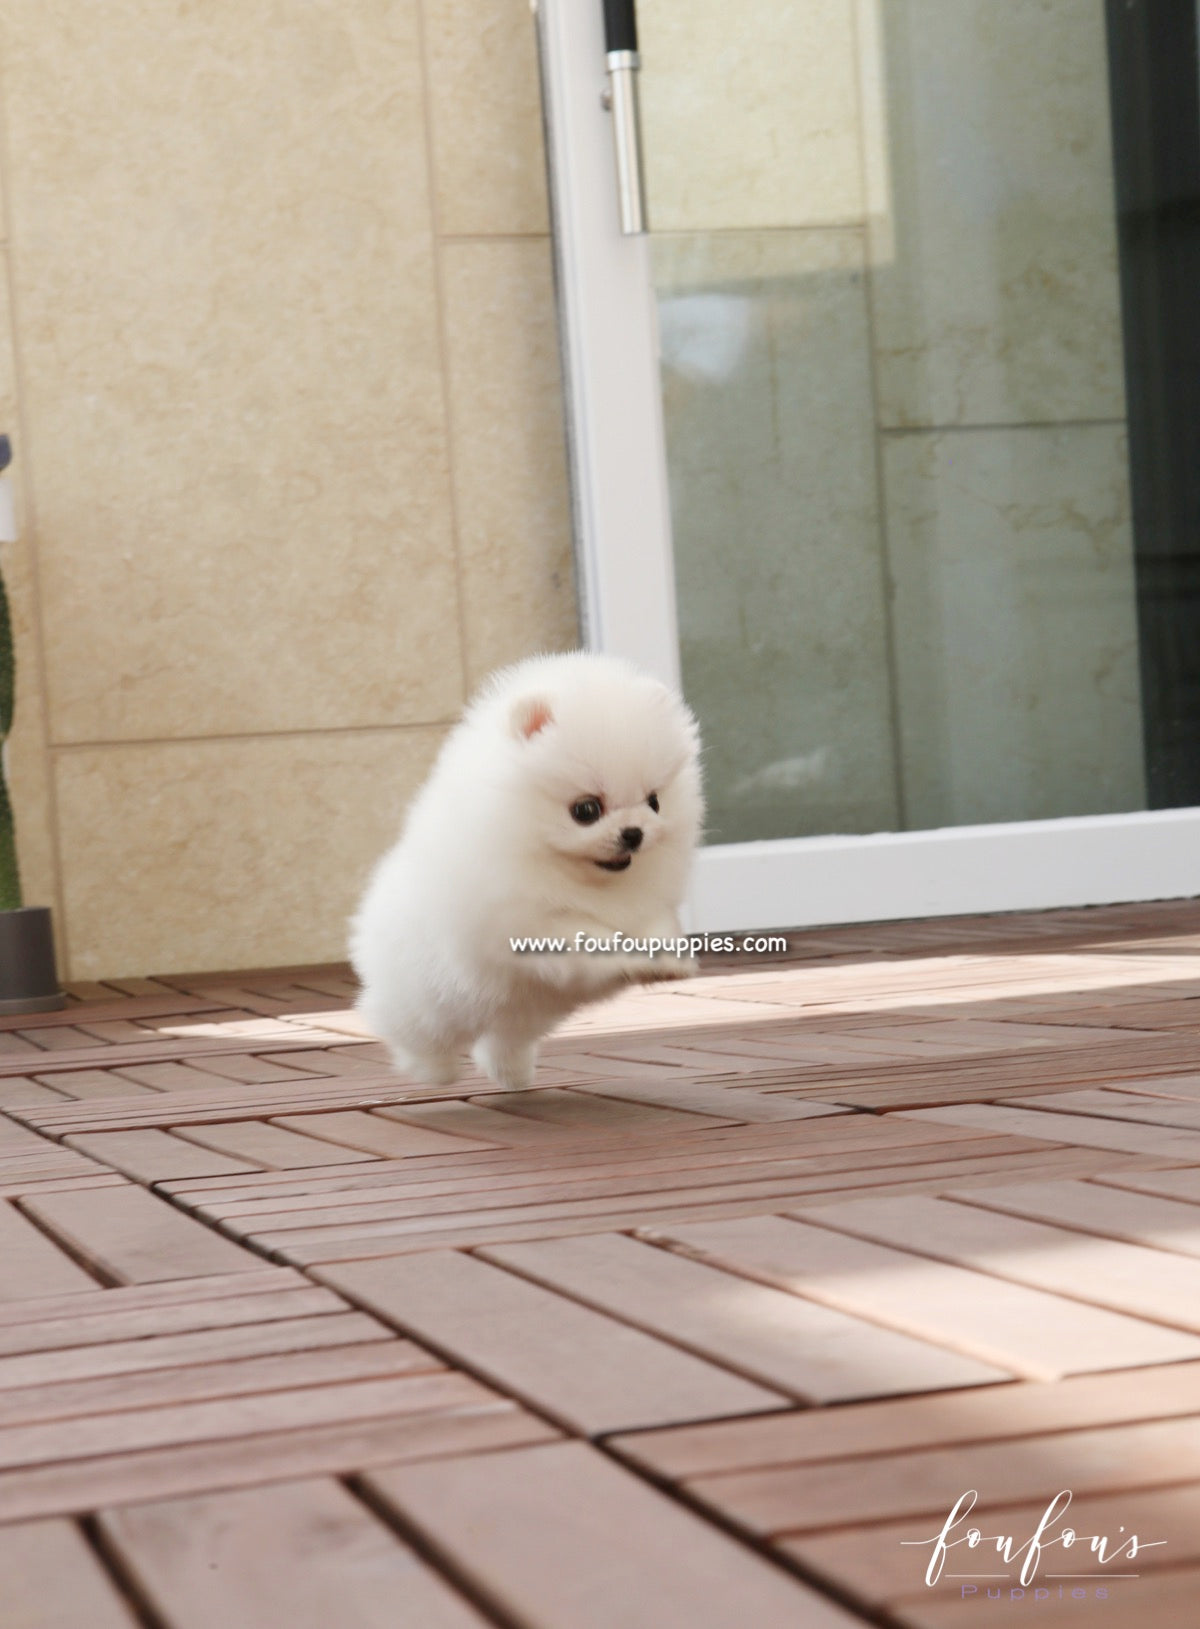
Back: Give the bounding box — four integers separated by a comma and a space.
901, 1490, 1166, 1597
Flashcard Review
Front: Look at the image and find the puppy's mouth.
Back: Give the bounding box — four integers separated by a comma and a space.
595, 856, 633, 873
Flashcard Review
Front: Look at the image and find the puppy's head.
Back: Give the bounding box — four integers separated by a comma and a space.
504, 658, 702, 880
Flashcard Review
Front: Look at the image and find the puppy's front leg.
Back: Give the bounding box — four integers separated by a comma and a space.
560, 920, 697, 991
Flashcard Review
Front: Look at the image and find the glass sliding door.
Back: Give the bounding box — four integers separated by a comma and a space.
537, 0, 1200, 929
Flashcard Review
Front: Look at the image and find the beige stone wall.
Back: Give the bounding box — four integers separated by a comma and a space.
0, 0, 576, 979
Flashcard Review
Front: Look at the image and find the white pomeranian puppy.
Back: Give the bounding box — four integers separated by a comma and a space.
350, 651, 703, 1090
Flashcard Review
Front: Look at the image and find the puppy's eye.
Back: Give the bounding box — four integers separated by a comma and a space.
647, 792, 660, 814
571, 797, 603, 826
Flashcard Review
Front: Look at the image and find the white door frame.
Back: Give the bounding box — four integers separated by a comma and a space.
535, 0, 1200, 932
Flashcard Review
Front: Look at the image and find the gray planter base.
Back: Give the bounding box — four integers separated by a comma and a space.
0, 906, 65, 1013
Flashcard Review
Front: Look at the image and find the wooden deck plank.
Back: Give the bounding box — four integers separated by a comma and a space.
0, 996, 226, 1034
0, 1286, 348, 1360
373, 1098, 624, 1145
0, 1200, 101, 1299
0, 1518, 141, 1626
98, 1479, 491, 1629
0, 1406, 557, 1524
898, 1102, 1200, 1157
232, 1145, 1164, 1265
0, 1079, 72, 1108
170, 1120, 376, 1169
183, 1135, 1060, 1229
0, 1339, 440, 1427
158, 1129, 1110, 1216
5, 1072, 499, 1130
481, 1233, 1009, 1402
190, 1140, 1139, 1233
798, 1193, 1200, 1331
317, 1249, 785, 1434
64, 1130, 258, 1182
611, 1360, 1200, 1481
269, 1110, 494, 1159
367, 1440, 859, 1629
0, 1266, 307, 1328
20, 1186, 266, 1284
152, 1119, 1052, 1207
568, 1079, 852, 1122
686, 1415, 1200, 1535
0, 1370, 495, 1473
33, 1070, 159, 1101
114, 1060, 249, 1091
0, 1314, 394, 1394
0, 1032, 374, 1081
476, 1087, 735, 1132
1014, 1088, 1200, 1131
947, 1178, 1200, 1258
644, 1215, 1200, 1378
1097, 1168, 1200, 1203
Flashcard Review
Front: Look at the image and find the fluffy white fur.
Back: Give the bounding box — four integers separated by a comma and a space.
350, 651, 703, 1090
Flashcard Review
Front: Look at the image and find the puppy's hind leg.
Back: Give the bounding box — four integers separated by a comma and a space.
376, 1038, 462, 1087
354, 993, 462, 1088
472, 1030, 539, 1092
395, 1046, 462, 1087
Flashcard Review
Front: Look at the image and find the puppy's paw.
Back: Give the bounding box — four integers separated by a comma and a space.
473, 1034, 538, 1092
389, 1045, 462, 1087
622, 950, 698, 985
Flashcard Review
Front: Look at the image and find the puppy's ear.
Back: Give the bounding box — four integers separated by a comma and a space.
510, 694, 554, 741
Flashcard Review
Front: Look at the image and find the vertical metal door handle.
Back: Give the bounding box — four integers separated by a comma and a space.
602, 0, 647, 234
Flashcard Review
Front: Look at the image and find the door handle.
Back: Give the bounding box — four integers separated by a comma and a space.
602, 0, 647, 235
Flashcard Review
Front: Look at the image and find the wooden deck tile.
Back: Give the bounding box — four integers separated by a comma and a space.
169, 1120, 375, 1170
220, 1147, 1162, 1265
481, 1232, 1008, 1402
612, 1360, 1200, 1481
0, 1391, 556, 1524
898, 1101, 1200, 1158
0, 1338, 441, 1428
64, 1130, 258, 1182
947, 1178, 1200, 1258
0, 1079, 69, 1108
31, 1070, 160, 1100
98, 1479, 491, 1628
0, 1275, 347, 1362
478, 1086, 734, 1131
683, 1414, 1200, 1534
367, 1440, 860, 1628
6, 904, 1200, 1618
317, 1249, 785, 1434
1013, 1088, 1200, 1131
1098, 1167, 1200, 1203
0, 1369, 492, 1474
373, 1098, 622, 1144
19, 1186, 272, 1284
0, 996, 227, 1034
645, 1215, 1200, 1378
569, 1078, 852, 1121
269, 1109, 494, 1158
797, 1192, 1200, 1332
0, 1313, 398, 1392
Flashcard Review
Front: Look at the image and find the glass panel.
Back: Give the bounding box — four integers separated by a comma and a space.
638, 0, 1199, 845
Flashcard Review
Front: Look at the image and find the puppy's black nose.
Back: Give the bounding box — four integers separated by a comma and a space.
620, 827, 643, 851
